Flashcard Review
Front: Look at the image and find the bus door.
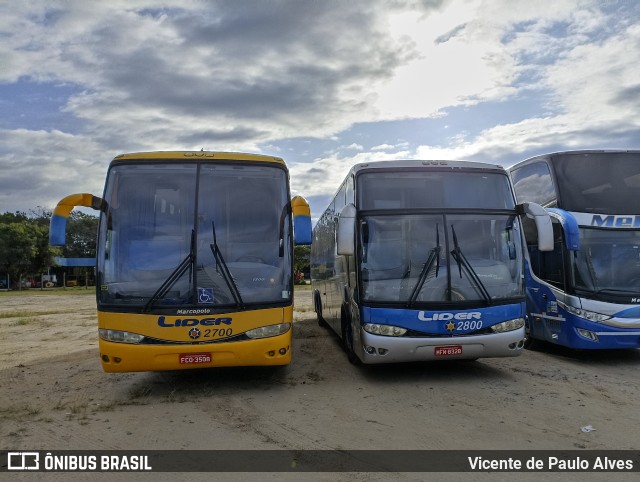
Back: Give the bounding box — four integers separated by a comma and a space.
525, 218, 568, 343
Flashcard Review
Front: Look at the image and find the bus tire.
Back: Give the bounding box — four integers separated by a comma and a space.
341, 306, 360, 365
314, 290, 327, 328
523, 321, 539, 350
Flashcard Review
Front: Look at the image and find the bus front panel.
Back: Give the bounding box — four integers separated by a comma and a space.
95, 159, 295, 371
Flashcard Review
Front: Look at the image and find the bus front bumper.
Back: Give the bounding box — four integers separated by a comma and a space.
357, 327, 525, 364
98, 333, 292, 372
566, 324, 640, 350
532, 314, 640, 349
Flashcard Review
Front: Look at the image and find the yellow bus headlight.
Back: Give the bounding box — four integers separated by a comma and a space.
99, 329, 145, 344
245, 323, 291, 339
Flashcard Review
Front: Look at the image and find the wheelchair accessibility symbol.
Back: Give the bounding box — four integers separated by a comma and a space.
198, 288, 214, 304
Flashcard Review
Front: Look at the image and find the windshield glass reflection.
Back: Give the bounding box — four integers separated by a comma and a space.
361, 214, 524, 305
573, 228, 640, 295
98, 163, 291, 309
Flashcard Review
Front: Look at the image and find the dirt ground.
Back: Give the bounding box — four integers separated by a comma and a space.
1, 288, 639, 481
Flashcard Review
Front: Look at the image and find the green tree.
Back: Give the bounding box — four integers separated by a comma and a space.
63, 211, 99, 258
27, 208, 62, 275
0, 210, 62, 287
32, 222, 61, 275
293, 245, 310, 283
0, 222, 38, 287
0, 211, 29, 224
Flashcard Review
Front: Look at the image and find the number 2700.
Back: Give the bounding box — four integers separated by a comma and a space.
203, 328, 233, 338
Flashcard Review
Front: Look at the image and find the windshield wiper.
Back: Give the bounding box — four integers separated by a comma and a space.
278, 203, 289, 257
449, 225, 492, 304
210, 221, 244, 309
584, 247, 599, 292
408, 225, 441, 307
143, 230, 195, 313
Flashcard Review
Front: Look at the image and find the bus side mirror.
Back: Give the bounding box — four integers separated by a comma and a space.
519, 202, 553, 252
337, 203, 356, 256
291, 195, 312, 245
50, 193, 103, 246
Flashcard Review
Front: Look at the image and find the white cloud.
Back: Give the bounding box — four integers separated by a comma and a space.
0, 128, 107, 211
411, 17, 640, 166
289, 148, 413, 200
371, 144, 395, 151
345, 143, 364, 151
0, 0, 639, 211
4, 0, 578, 149
542, 23, 640, 122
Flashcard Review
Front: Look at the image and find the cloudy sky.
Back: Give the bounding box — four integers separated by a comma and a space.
1, 0, 639, 219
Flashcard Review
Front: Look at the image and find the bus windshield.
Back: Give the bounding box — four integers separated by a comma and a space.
358, 170, 515, 210
98, 162, 291, 309
360, 213, 524, 305
552, 152, 640, 214
572, 227, 640, 296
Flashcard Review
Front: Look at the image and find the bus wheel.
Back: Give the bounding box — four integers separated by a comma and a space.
314, 291, 327, 328
341, 308, 360, 365
523, 323, 538, 350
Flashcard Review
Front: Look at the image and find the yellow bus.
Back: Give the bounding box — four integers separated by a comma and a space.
50, 151, 311, 372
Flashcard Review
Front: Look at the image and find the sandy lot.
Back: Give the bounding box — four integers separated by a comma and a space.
1, 288, 639, 480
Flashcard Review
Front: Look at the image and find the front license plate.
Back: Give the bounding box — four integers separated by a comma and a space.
434, 345, 463, 356
179, 353, 212, 365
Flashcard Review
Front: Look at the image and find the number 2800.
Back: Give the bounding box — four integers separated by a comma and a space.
456, 320, 482, 331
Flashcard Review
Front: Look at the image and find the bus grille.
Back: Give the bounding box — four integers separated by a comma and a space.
544, 318, 563, 333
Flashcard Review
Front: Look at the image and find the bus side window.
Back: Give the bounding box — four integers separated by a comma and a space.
345, 175, 354, 205
334, 183, 346, 219
511, 162, 556, 207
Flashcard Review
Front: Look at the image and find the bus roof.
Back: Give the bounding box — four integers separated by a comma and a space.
111, 151, 286, 166
349, 159, 506, 176
507, 149, 640, 170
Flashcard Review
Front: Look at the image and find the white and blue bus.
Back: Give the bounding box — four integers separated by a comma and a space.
311, 160, 553, 364
509, 150, 640, 350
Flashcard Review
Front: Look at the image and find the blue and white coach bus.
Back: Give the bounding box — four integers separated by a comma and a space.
509, 150, 640, 350
311, 160, 553, 364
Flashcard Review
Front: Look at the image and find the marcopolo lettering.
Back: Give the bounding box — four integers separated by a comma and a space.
177, 308, 211, 315
157, 316, 232, 327
418, 311, 482, 321
591, 215, 640, 228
